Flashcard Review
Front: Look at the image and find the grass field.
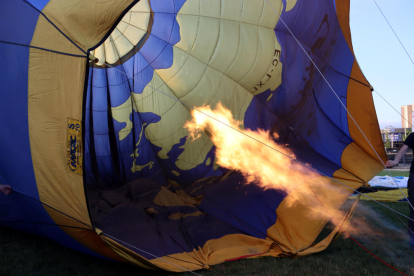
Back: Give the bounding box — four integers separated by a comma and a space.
1, 172, 413, 276
377, 170, 411, 177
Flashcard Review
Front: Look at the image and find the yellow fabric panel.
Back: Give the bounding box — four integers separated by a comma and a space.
220, 0, 244, 21
28, 49, 89, 226
153, 187, 202, 207
225, 23, 261, 82
238, 27, 277, 89
338, 142, 384, 183
175, 0, 284, 93
30, 15, 84, 56
266, 175, 355, 254
259, 0, 283, 27
286, 0, 298, 12
264, 196, 360, 257
190, 17, 220, 65
41, 0, 135, 51
104, 39, 120, 64
335, 0, 353, 55
67, 118, 83, 175
166, 54, 208, 98
350, 189, 409, 202
150, 234, 273, 272
28, 49, 117, 258
173, 14, 200, 53
208, 20, 241, 73
336, 0, 386, 171
296, 195, 359, 256
347, 62, 387, 168
240, 1, 265, 25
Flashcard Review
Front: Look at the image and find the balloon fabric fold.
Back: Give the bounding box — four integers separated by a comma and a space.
0, 0, 386, 272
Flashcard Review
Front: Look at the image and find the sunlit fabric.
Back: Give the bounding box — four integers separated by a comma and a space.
0, 0, 386, 272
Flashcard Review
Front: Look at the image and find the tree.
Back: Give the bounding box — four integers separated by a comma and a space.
385, 135, 391, 149
403, 128, 412, 141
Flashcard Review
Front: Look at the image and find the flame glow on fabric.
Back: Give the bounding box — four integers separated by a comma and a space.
185, 103, 367, 233
0, 0, 387, 273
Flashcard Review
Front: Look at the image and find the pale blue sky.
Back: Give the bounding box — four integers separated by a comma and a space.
350, 0, 414, 129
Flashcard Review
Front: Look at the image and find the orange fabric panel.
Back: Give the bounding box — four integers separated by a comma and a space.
335, 0, 354, 55
336, 0, 386, 179
150, 234, 273, 272
346, 62, 387, 169
265, 175, 356, 254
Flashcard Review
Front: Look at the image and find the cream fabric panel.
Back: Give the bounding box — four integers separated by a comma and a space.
286, 0, 298, 12
112, 71, 213, 171
41, 0, 136, 50
30, 16, 84, 56
175, 0, 284, 92
111, 0, 298, 172
90, 0, 151, 65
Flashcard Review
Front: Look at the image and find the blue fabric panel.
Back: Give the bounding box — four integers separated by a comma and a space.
25, 0, 49, 11
139, 35, 168, 65
0, 43, 103, 260
150, 0, 175, 13
132, 53, 154, 94
0, 1, 111, 259
0, 0, 39, 45
244, 0, 355, 177
107, 67, 133, 106
0, 44, 38, 198
85, 0, 188, 190
0, 191, 107, 260
173, 0, 187, 13
197, 172, 286, 239
151, 13, 175, 43
89, 174, 279, 260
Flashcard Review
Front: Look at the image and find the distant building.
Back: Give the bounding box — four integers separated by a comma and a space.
401, 104, 413, 129
381, 126, 412, 148
381, 126, 413, 166
381, 126, 406, 142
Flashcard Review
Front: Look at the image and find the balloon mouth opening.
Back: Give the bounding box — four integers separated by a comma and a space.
89, 1, 154, 68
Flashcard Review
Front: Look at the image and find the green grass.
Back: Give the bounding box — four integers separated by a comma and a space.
377, 170, 410, 177
1, 200, 413, 276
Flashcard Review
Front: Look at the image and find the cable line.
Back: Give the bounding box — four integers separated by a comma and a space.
98, 60, 414, 224
373, 89, 413, 128
103, 233, 204, 276
265, 0, 413, 212
372, 0, 414, 67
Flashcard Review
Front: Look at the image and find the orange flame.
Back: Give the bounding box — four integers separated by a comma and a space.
185, 103, 361, 234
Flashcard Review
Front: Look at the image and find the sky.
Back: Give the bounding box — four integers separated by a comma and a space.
349, 0, 414, 129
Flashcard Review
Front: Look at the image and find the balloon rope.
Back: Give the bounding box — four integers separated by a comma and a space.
263, 0, 414, 212
101, 61, 414, 224
102, 233, 203, 276
5, 189, 206, 273
0, 220, 93, 231
308, 184, 408, 276
372, 0, 414, 67
8, 189, 93, 229
264, 1, 413, 273
373, 89, 413, 128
